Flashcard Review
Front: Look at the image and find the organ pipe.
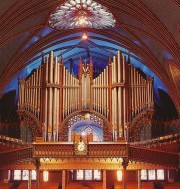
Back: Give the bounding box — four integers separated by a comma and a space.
18, 50, 154, 142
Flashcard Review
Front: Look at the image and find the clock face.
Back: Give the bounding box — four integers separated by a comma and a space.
75, 141, 87, 155
77, 142, 85, 151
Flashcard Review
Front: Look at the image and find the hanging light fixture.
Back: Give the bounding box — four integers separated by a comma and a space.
49, 0, 115, 29
82, 32, 88, 40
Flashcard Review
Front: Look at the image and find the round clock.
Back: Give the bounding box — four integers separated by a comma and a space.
77, 142, 86, 152
75, 141, 87, 155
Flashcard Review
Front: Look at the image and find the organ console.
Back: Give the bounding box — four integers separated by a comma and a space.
18, 50, 154, 142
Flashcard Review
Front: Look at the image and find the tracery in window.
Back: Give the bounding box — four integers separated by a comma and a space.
49, 0, 116, 29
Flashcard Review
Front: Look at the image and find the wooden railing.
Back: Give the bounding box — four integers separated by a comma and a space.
0, 141, 178, 168
0, 134, 31, 147
32, 142, 129, 158
129, 145, 178, 168
130, 133, 180, 148
0, 147, 33, 166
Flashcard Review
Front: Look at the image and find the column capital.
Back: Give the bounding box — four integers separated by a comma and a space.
33, 158, 41, 169
122, 158, 129, 168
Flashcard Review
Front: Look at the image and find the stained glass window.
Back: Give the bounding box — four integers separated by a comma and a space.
141, 170, 147, 180
157, 169, 164, 180
85, 170, 92, 180
94, 170, 101, 180
14, 170, 21, 180
148, 170, 156, 180
32, 170, 37, 180
49, 0, 115, 29
22, 170, 29, 180
76, 170, 84, 180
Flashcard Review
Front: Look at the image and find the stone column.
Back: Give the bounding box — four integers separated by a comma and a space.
137, 170, 141, 189
62, 170, 66, 189
28, 170, 32, 189
122, 158, 129, 189
103, 170, 106, 189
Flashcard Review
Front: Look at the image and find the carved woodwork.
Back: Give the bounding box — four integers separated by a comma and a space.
0, 141, 178, 169
129, 110, 154, 142
17, 110, 41, 141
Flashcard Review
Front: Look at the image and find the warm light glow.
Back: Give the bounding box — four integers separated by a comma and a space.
84, 113, 90, 119
43, 171, 49, 182
82, 32, 88, 40
117, 170, 122, 181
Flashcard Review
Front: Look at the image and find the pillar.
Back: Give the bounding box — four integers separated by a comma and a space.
137, 170, 141, 189
35, 159, 40, 189
62, 170, 66, 189
122, 158, 128, 189
28, 170, 32, 189
103, 170, 106, 189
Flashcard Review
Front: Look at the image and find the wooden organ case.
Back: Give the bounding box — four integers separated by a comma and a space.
17, 50, 154, 142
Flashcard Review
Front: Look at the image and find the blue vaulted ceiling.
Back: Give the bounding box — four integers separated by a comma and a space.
0, 0, 179, 116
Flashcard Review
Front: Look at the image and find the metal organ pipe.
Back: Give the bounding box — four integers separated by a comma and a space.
17, 50, 154, 143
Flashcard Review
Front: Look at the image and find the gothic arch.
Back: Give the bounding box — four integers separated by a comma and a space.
60, 110, 112, 141
17, 110, 41, 141
129, 110, 154, 142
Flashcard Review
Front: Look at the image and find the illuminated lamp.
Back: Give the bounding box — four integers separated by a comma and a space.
82, 32, 88, 40
43, 170, 49, 182
117, 170, 122, 181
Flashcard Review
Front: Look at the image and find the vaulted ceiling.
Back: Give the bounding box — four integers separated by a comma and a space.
0, 0, 180, 114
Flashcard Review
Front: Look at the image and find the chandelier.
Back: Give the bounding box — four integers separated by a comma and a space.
49, 0, 116, 29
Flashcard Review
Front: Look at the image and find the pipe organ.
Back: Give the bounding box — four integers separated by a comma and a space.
18, 50, 154, 142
